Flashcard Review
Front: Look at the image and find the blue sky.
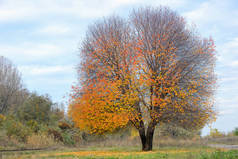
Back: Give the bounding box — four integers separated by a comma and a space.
0, 0, 237, 135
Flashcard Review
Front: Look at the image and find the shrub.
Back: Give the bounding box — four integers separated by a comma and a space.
26, 120, 40, 133
4, 118, 32, 142
58, 121, 71, 130
233, 128, 238, 136
48, 128, 63, 142
0, 114, 6, 127
62, 131, 75, 146
209, 128, 224, 138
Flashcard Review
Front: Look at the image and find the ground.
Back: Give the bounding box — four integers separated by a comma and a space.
1, 146, 238, 159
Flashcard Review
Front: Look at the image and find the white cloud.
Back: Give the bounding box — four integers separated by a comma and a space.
218, 37, 238, 66
183, 0, 238, 28
0, 0, 36, 22
35, 25, 71, 35
0, 0, 132, 22
19, 65, 74, 76
220, 109, 236, 115
223, 37, 238, 50
183, 1, 219, 24
221, 77, 238, 82
0, 0, 188, 22
73, 0, 187, 18
0, 42, 66, 63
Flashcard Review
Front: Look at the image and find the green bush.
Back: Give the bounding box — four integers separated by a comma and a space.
48, 128, 63, 142
209, 128, 223, 138
26, 120, 40, 133
62, 131, 75, 146
4, 118, 32, 142
233, 128, 238, 136
0, 114, 6, 127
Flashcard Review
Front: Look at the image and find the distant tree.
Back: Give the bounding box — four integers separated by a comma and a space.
18, 93, 53, 124
18, 93, 65, 125
49, 102, 65, 125
69, 7, 216, 151
0, 56, 24, 114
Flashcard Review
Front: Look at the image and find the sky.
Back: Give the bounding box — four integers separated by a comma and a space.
0, 0, 237, 136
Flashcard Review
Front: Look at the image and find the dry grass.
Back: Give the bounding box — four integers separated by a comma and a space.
26, 133, 59, 149
80, 137, 140, 148
153, 136, 207, 148
207, 136, 238, 145
77, 135, 206, 150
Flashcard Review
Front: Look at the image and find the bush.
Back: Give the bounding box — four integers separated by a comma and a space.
48, 128, 63, 142
58, 121, 71, 130
62, 131, 75, 146
4, 118, 32, 142
233, 128, 238, 136
0, 114, 6, 127
209, 128, 224, 138
26, 120, 40, 133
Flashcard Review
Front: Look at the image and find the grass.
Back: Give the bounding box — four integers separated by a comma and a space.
1, 134, 238, 159
2, 146, 237, 159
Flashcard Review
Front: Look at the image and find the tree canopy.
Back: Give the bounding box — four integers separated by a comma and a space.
69, 6, 216, 151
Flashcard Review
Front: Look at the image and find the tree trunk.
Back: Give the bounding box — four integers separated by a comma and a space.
144, 122, 155, 151
138, 121, 156, 151
139, 127, 146, 150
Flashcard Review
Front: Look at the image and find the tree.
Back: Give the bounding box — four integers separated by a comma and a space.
18, 93, 64, 125
18, 93, 53, 124
0, 56, 24, 114
69, 7, 216, 151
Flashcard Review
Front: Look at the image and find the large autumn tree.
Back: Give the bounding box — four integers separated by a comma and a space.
69, 7, 216, 151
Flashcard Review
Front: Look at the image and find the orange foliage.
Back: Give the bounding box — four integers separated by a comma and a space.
69, 79, 131, 134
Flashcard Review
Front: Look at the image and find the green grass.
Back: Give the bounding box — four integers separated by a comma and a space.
1, 147, 238, 159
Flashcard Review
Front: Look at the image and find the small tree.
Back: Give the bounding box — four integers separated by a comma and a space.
69, 7, 216, 151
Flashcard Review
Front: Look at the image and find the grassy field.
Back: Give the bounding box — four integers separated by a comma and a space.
1, 147, 238, 159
